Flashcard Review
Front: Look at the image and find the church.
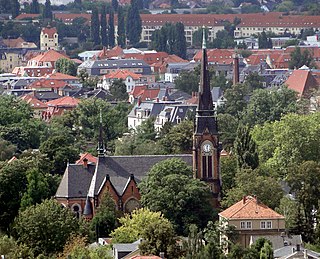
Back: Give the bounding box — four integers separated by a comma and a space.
55, 34, 221, 218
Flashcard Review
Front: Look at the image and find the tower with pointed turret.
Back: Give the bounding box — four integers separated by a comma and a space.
193, 29, 221, 208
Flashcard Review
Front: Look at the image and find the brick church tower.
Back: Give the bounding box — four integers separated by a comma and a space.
193, 31, 221, 208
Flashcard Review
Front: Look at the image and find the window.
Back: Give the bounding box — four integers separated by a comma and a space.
267, 221, 272, 229
260, 221, 272, 229
240, 221, 252, 229
260, 221, 266, 229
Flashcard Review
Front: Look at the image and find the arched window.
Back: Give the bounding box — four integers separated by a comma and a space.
71, 203, 82, 219
124, 198, 141, 213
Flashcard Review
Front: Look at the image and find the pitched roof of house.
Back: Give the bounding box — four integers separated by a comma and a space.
28, 78, 68, 89
2, 37, 37, 49
46, 96, 80, 107
285, 69, 318, 96
46, 72, 78, 80
30, 50, 69, 63
124, 52, 169, 65
20, 94, 48, 109
76, 153, 98, 165
105, 69, 142, 80
193, 49, 235, 64
219, 195, 285, 219
12, 66, 54, 77
15, 13, 41, 20
96, 46, 124, 59
41, 26, 57, 37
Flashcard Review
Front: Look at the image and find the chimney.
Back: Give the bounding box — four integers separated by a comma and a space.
243, 196, 246, 204
156, 97, 159, 102
233, 53, 240, 85
83, 158, 88, 168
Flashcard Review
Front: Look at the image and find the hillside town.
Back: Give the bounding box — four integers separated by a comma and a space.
1, 0, 320, 257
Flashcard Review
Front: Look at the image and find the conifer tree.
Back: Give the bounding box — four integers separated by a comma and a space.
100, 5, 108, 47
174, 22, 187, 59
126, 0, 142, 46
30, 0, 40, 13
108, 8, 115, 47
91, 7, 101, 46
42, 0, 52, 20
11, 0, 20, 18
112, 0, 118, 12
117, 6, 126, 47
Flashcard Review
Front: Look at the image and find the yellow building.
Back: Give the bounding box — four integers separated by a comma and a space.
40, 26, 59, 51
0, 51, 23, 73
219, 196, 285, 249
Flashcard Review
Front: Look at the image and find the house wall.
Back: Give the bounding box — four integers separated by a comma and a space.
40, 31, 59, 51
0, 52, 23, 72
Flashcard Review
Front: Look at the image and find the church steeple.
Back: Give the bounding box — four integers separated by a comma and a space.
193, 28, 221, 208
97, 109, 106, 157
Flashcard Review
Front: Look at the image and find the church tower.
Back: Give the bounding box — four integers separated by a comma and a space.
193, 30, 221, 208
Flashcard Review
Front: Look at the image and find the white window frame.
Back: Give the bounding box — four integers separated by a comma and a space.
267, 221, 272, 229
240, 221, 252, 229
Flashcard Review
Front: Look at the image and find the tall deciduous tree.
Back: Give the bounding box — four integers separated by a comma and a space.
139, 158, 215, 235
55, 58, 77, 76
108, 8, 115, 47
42, 0, 52, 20
30, 0, 40, 13
126, 0, 142, 45
91, 7, 101, 46
289, 47, 315, 69
100, 4, 108, 47
109, 79, 128, 101
117, 6, 126, 47
13, 199, 80, 256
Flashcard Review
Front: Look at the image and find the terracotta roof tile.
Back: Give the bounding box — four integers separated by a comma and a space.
41, 26, 57, 38
285, 69, 318, 96
30, 50, 69, 63
105, 69, 142, 80
12, 66, 54, 77
21, 94, 48, 109
76, 153, 98, 165
219, 196, 284, 219
194, 49, 235, 64
46, 72, 78, 80
46, 96, 80, 107
28, 79, 68, 89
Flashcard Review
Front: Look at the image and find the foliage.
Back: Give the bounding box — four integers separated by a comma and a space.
117, 7, 126, 47
275, 196, 299, 230
13, 199, 80, 256
91, 192, 118, 239
258, 31, 272, 49
108, 8, 115, 47
100, 5, 108, 47
159, 120, 193, 154
211, 30, 236, 49
136, 116, 157, 141
0, 235, 33, 259
139, 158, 215, 235
234, 124, 259, 170
174, 67, 200, 95
78, 69, 99, 89
42, 0, 52, 19
108, 79, 128, 101
55, 58, 77, 76
220, 156, 237, 195
126, 0, 142, 45
30, 0, 40, 13
289, 47, 316, 69
222, 168, 283, 209
91, 7, 100, 46
0, 138, 16, 160
244, 72, 264, 91
217, 113, 238, 149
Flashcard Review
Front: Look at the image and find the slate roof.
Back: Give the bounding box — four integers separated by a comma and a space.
35, 91, 61, 101
219, 195, 285, 220
274, 245, 320, 258
87, 155, 192, 197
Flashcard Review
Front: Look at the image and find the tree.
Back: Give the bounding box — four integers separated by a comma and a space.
217, 113, 238, 149
211, 30, 236, 49
42, 0, 52, 20
112, 0, 118, 12
91, 192, 118, 239
117, 7, 126, 47
174, 67, 200, 95
244, 72, 264, 91
55, 58, 77, 76
11, 0, 20, 18
100, 5, 108, 47
136, 116, 156, 141
192, 27, 208, 48
174, 22, 187, 59
111, 208, 179, 259
289, 47, 315, 69
91, 7, 101, 46
139, 158, 215, 235
260, 241, 274, 259
220, 156, 237, 195
108, 8, 115, 47
30, 0, 40, 13
126, 0, 142, 45
0, 235, 33, 258
109, 79, 128, 101
159, 120, 193, 154
13, 199, 80, 256
258, 31, 272, 49
0, 138, 16, 161
234, 124, 259, 170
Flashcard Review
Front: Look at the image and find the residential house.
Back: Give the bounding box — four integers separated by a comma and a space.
27, 49, 69, 68
20, 94, 48, 118
40, 26, 58, 51
27, 78, 69, 94
12, 66, 55, 77
78, 59, 152, 77
219, 195, 285, 249
274, 245, 320, 258
46, 72, 82, 87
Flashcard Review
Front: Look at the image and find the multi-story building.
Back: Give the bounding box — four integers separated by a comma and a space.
40, 26, 58, 51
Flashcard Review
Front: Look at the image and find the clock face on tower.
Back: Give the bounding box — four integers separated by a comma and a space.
203, 143, 212, 153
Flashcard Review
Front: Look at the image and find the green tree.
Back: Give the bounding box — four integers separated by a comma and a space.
174, 67, 200, 95
55, 58, 77, 76
192, 27, 208, 48
260, 242, 274, 259
108, 8, 115, 47
211, 30, 236, 49
244, 72, 264, 91
139, 158, 215, 235
0, 138, 16, 160
276, 196, 299, 230
136, 116, 156, 141
117, 7, 126, 47
220, 156, 237, 195
42, 0, 52, 20
108, 79, 128, 101
289, 47, 315, 69
258, 31, 272, 49
13, 199, 80, 256
100, 5, 108, 47
91, 192, 118, 238
234, 124, 259, 170
174, 22, 187, 59
0, 235, 33, 258
91, 7, 101, 46
11, 0, 20, 18
30, 0, 40, 13
112, 0, 118, 11
217, 113, 238, 149
126, 0, 142, 45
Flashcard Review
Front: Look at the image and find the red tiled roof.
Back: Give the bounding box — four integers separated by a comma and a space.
76, 153, 98, 165
46, 96, 80, 107
30, 50, 69, 63
28, 79, 68, 89
12, 66, 54, 77
193, 49, 235, 64
15, 13, 41, 20
130, 85, 147, 96
105, 69, 142, 80
21, 94, 48, 109
97, 46, 124, 59
140, 88, 160, 101
285, 69, 318, 96
2, 37, 36, 48
219, 196, 284, 219
46, 72, 78, 80
124, 52, 169, 65
41, 26, 57, 37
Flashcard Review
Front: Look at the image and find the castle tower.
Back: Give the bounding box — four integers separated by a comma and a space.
193, 30, 221, 208
40, 25, 58, 51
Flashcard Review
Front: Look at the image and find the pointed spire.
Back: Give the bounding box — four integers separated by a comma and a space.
97, 109, 105, 157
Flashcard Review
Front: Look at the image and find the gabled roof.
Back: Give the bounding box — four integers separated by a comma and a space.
76, 153, 98, 165
2, 37, 37, 49
105, 69, 142, 80
15, 13, 41, 20
193, 49, 235, 64
46, 96, 80, 107
41, 26, 57, 37
20, 94, 48, 109
219, 195, 285, 220
46, 72, 78, 80
30, 50, 69, 63
96, 46, 124, 59
285, 69, 318, 96
12, 66, 54, 77
28, 78, 68, 89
